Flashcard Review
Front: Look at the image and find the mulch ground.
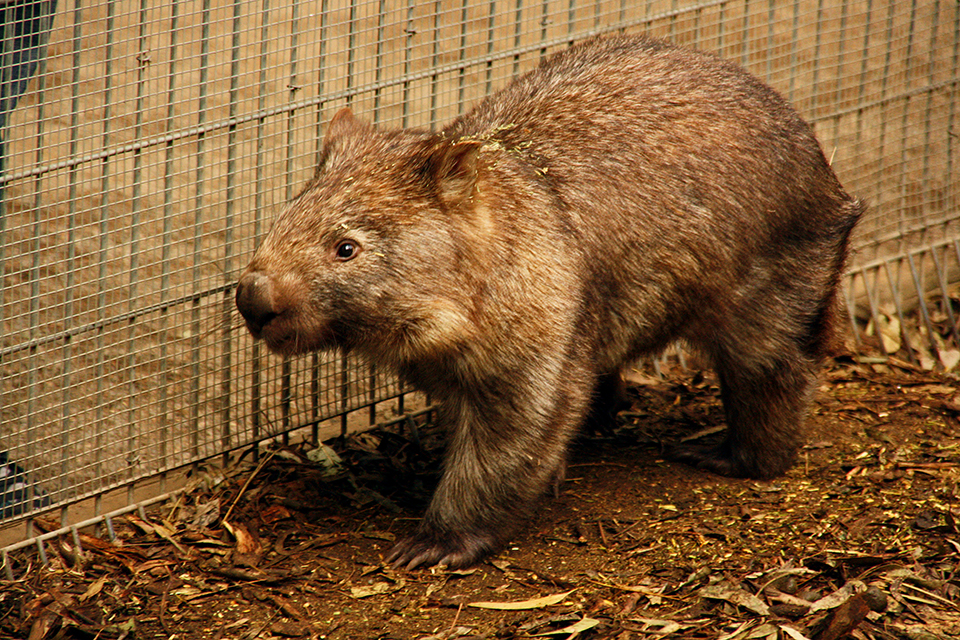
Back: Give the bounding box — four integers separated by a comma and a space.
1, 356, 958, 640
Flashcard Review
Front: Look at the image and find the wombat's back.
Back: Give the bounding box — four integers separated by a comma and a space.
445, 34, 860, 367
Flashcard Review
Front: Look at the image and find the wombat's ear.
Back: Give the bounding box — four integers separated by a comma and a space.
323, 108, 359, 146
427, 139, 483, 208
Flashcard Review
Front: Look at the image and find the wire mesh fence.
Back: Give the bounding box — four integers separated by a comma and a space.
0, 0, 957, 547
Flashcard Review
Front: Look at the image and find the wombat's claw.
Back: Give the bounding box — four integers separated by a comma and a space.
388, 530, 496, 571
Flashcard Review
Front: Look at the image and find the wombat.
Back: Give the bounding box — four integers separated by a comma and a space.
235, 34, 862, 569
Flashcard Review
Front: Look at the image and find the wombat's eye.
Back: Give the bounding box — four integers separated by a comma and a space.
335, 240, 358, 261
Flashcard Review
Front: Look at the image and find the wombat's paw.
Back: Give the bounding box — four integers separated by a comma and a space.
666, 442, 788, 480
387, 529, 498, 571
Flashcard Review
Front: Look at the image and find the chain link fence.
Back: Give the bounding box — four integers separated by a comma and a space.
1, 0, 957, 552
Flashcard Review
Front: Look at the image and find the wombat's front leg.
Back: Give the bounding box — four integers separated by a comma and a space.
388, 391, 582, 569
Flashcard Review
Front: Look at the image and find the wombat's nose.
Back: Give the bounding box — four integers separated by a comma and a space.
235, 271, 278, 337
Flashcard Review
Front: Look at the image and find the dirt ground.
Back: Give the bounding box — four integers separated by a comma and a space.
1, 355, 958, 640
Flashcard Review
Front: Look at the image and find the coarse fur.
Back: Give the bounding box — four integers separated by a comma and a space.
236, 34, 862, 570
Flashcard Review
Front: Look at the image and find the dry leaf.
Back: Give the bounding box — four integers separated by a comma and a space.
223, 519, 261, 556
779, 625, 813, 640
630, 617, 685, 634
939, 349, 960, 371
808, 581, 864, 613
700, 581, 771, 616
350, 580, 405, 599
416, 626, 477, 640
745, 622, 779, 639
468, 589, 575, 610
152, 521, 186, 554
868, 313, 901, 354
190, 500, 221, 529
533, 616, 600, 636
79, 575, 108, 602
307, 443, 344, 476
717, 620, 756, 640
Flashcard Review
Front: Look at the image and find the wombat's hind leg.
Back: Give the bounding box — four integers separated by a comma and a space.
667, 353, 816, 479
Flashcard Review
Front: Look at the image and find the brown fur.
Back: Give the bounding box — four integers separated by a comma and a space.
235, 34, 862, 569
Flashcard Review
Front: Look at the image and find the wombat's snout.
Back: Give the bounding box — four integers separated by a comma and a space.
235, 271, 278, 338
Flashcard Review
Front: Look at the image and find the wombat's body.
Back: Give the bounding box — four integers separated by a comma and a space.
236, 35, 862, 569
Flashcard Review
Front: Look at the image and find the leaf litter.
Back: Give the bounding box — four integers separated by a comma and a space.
1, 355, 958, 639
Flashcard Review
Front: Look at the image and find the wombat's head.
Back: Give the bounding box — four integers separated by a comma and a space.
235, 108, 484, 364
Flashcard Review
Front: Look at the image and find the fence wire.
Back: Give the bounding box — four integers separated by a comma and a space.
0, 0, 957, 545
